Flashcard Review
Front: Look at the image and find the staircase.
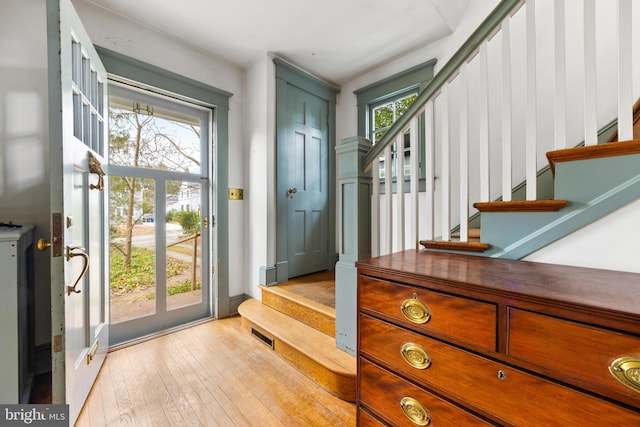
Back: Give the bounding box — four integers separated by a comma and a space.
237, 272, 356, 402
421, 138, 640, 256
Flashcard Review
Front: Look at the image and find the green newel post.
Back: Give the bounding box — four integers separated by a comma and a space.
335, 136, 372, 355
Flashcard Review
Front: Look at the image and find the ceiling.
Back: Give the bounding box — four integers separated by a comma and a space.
76, 0, 470, 86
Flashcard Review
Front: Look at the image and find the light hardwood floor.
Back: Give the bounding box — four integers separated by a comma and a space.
76, 316, 356, 426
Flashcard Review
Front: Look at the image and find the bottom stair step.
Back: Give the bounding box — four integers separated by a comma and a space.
238, 298, 356, 402
420, 238, 490, 252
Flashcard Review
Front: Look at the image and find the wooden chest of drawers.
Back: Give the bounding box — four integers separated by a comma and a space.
356, 250, 640, 426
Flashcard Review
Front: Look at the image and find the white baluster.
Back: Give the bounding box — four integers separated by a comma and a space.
383, 144, 393, 254
618, 0, 633, 141
526, 0, 538, 200
478, 42, 490, 203
441, 87, 451, 242
584, 0, 598, 146
555, 0, 567, 149
409, 115, 420, 248
459, 65, 469, 243
501, 17, 513, 202
425, 101, 435, 241
371, 164, 380, 257
396, 132, 405, 251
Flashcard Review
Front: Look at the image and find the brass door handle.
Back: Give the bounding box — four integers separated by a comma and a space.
287, 187, 297, 198
88, 152, 105, 191
66, 245, 89, 296
37, 239, 51, 251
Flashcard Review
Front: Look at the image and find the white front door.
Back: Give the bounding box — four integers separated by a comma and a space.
47, 0, 109, 423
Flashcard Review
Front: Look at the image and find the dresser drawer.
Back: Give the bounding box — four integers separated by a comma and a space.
359, 314, 640, 425
359, 358, 493, 426
357, 407, 386, 426
508, 309, 640, 406
359, 276, 497, 350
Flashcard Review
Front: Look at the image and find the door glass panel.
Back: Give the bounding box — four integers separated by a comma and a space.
109, 177, 156, 323
107, 82, 211, 344
166, 180, 202, 310
109, 94, 202, 174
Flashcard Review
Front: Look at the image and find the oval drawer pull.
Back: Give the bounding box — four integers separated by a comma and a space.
609, 356, 640, 393
401, 298, 431, 324
400, 397, 431, 426
401, 342, 431, 370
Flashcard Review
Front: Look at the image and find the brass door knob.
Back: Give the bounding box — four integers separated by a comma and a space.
37, 239, 52, 252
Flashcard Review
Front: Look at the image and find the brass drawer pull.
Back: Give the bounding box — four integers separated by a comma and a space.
609, 356, 640, 393
401, 342, 431, 370
401, 296, 431, 324
400, 397, 431, 425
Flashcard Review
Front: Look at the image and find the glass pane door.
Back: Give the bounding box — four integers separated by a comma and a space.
107, 83, 211, 345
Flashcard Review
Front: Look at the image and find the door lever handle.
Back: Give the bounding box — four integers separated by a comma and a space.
66, 245, 89, 296
88, 152, 105, 191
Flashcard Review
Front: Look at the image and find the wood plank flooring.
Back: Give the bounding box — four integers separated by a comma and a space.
76, 316, 356, 426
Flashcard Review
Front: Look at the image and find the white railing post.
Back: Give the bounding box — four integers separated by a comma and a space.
440, 87, 451, 241
584, 0, 598, 146
618, 0, 633, 141
459, 64, 469, 242
554, 0, 567, 149
409, 115, 420, 248
335, 136, 372, 355
526, 0, 538, 200
396, 133, 405, 250
425, 102, 435, 241
501, 17, 513, 202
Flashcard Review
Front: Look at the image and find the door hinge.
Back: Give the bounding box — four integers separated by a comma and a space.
211, 215, 216, 228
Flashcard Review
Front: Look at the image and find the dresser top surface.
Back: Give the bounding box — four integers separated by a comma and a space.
357, 250, 640, 318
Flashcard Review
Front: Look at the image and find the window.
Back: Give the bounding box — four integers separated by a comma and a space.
370, 91, 417, 180
354, 59, 436, 191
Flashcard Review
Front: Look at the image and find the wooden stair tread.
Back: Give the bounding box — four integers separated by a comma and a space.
473, 199, 568, 212
260, 284, 335, 337
546, 139, 640, 174
260, 285, 335, 318
238, 298, 356, 402
420, 238, 490, 253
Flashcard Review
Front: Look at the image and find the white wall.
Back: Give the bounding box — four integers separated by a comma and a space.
336, 0, 501, 143
0, 0, 52, 347
244, 53, 277, 300
525, 198, 640, 273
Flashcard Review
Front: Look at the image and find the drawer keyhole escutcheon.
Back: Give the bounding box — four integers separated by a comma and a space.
401, 295, 431, 324
497, 369, 507, 381
609, 356, 640, 393
400, 397, 431, 426
401, 342, 431, 370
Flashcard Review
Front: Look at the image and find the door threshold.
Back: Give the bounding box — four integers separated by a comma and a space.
108, 316, 215, 352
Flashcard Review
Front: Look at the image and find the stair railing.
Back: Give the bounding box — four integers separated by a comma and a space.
361, 0, 636, 255
335, 0, 637, 354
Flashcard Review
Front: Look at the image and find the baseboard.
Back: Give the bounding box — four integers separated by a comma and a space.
228, 293, 251, 316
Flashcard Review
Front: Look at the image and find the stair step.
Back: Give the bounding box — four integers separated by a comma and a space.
473, 199, 568, 212
238, 298, 356, 402
452, 227, 481, 239
260, 284, 335, 337
420, 238, 490, 253
546, 139, 640, 174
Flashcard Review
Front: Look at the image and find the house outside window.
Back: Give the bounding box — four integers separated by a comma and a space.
354, 59, 436, 192
370, 91, 417, 180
